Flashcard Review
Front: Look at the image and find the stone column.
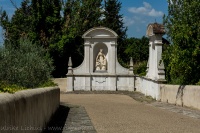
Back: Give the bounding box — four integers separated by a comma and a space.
128, 57, 134, 91
146, 57, 149, 75
108, 40, 117, 90
89, 42, 94, 73
84, 42, 91, 90
146, 23, 166, 81
146, 41, 153, 78
129, 57, 134, 74
110, 42, 117, 74
66, 57, 73, 92
84, 42, 91, 74
154, 37, 165, 80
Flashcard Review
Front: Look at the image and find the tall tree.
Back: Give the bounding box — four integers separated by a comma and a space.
163, 0, 200, 84
0, 0, 32, 46
31, 0, 62, 48
0, 0, 62, 48
102, 0, 128, 66
1, 0, 132, 77
0, 0, 63, 76
50, 0, 103, 77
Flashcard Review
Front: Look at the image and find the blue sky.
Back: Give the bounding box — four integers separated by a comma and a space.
120, 0, 168, 38
0, 0, 168, 44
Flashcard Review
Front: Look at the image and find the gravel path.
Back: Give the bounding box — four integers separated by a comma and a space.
61, 93, 200, 133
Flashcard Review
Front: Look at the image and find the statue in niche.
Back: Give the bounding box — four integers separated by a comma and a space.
95, 49, 107, 71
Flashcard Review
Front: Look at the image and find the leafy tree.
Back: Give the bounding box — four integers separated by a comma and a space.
0, 0, 97, 77
31, 0, 62, 48
50, 0, 103, 77
101, 0, 128, 67
124, 36, 149, 75
0, 38, 54, 88
0, 0, 32, 46
124, 36, 149, 63
0, 0, 64, 77
0, 0, 62, 47
1, 0, 130, 77
163, 0, 200, 84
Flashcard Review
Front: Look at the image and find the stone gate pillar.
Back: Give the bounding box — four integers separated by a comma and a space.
146, 23, 166, 81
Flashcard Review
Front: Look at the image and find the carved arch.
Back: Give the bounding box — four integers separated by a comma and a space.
82, 27, 118, 38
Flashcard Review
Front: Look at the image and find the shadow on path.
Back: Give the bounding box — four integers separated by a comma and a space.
43, 105, 70, 133
43, 103, 96, 133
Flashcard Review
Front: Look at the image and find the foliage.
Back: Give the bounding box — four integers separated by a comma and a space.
133, 61, 147, 76
196, 80, 200, 85
50, 0, 103, 77
0, 80, 57, 93
0, 0, 62, 76
124, 36, 149, 63
38, 79, 57, 88
0, 0, 129, 77
163, 0, 200, 84
101, 0, 128, 67
0, 81, 27, 93
0, 0, 62, 47
0, 38, 54, 88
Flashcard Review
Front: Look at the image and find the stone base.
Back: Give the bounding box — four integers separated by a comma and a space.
94, 70, 108, 73
67, 74, 135, 92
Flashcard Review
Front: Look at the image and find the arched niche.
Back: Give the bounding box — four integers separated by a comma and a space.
93, 43, 108, 72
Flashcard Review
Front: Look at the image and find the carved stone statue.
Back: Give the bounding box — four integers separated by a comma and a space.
95, 49, 107, 71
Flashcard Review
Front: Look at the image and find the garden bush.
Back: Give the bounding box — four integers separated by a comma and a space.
0, 38, 54, 88
133, 61, 147, 76
0, 81, 27, 93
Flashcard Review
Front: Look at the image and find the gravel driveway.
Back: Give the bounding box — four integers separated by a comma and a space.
60, 93, 200, 133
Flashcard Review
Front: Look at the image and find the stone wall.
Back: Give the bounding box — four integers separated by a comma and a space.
135, 76, 161, 100
0, 87, 60, 133
68, 75, 135, 92
135, 79, 200, 110
160, 85, 200, 110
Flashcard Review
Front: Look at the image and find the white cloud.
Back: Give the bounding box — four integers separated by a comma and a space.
143, 2, 151, 9
123, 16, 135, 26
148, 9, 163, 17
128, 2, 163, 17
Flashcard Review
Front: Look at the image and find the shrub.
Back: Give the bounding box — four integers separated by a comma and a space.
0, 38, 54, 88
38, 80, 57, 88
196, 80, 200, 86
0, 81, 27, 93
134, 61, 147, 76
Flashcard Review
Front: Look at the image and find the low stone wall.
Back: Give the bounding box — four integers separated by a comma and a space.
0, 87, 60, 133
135, 76, 161, 100
160, 85, 200, 110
